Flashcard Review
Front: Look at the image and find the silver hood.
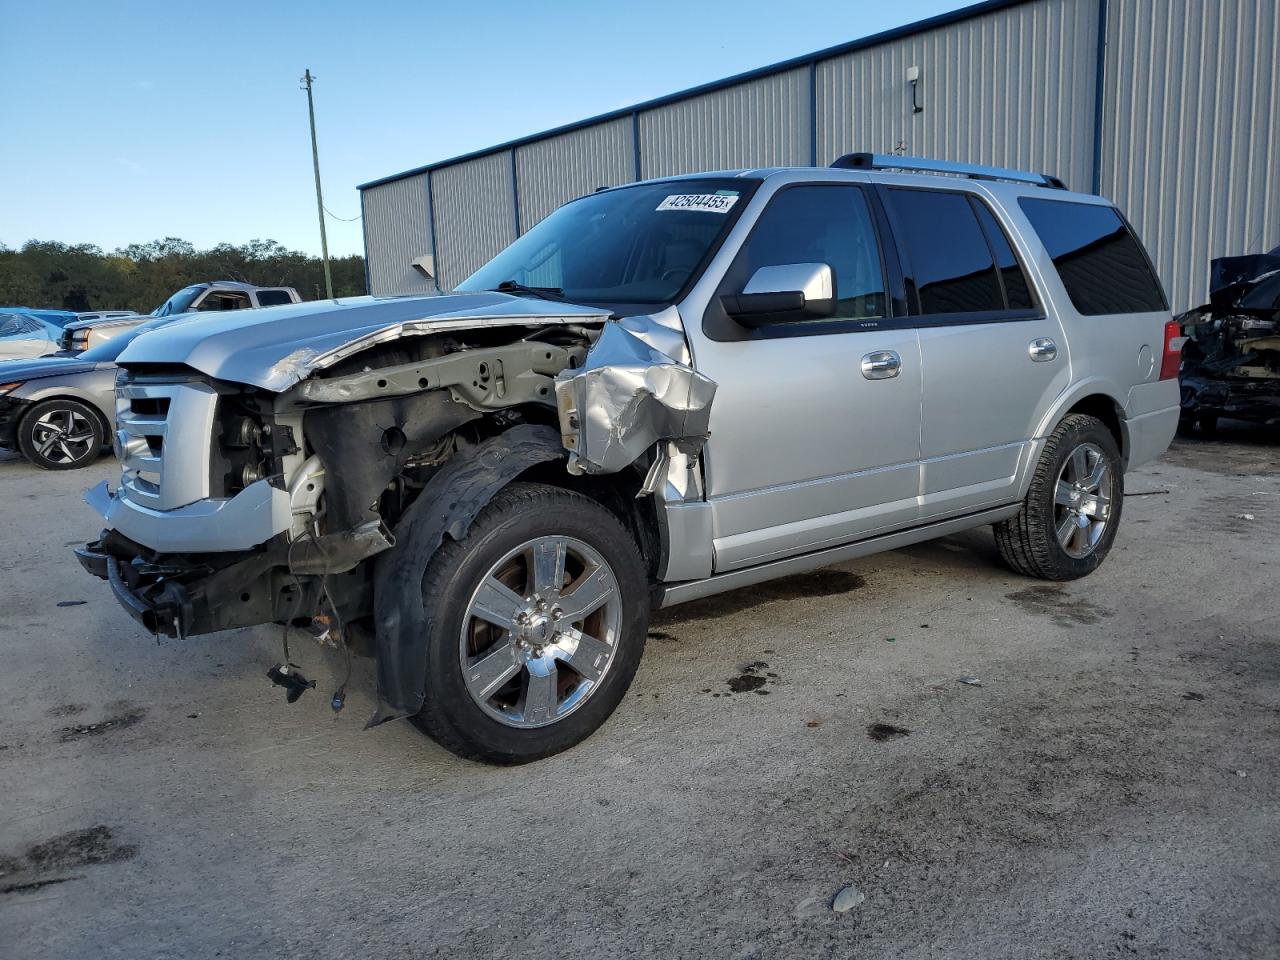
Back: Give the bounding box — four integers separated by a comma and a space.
115, 293, 611, 391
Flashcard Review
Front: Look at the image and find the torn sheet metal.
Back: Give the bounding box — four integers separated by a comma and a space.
555, 322, 716, 476
1180, 245, 1280, 426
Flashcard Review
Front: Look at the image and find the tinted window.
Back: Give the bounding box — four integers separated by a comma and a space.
971, 199, 1034, 310
888, 188, 1005, 314
733, 185, 886, 320
255, 290, 294, 306
1019, 199, 1166, 314
197, 291, 252, 311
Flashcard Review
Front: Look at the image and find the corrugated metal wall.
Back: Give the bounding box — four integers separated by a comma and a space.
1100, 0, 1280, 310
430, 151, 517, 290
816, 0, 1097, 191
638, 68, 812, 178
360, 0, 1275, 310
360, 172, 434, 296
515, 117, 635, 230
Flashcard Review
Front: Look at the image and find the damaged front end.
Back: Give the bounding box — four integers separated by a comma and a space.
1179, 247, 1280, 427
75, 293, 717, 721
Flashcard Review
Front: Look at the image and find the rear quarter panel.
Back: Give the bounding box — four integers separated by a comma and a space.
988, 183, 1174, 463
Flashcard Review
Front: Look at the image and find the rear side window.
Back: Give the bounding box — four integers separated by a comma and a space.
1019, 199, 1166, 314
887, 188, 1030, 315
255, 290, 294, 306
971, 200, 1034, 310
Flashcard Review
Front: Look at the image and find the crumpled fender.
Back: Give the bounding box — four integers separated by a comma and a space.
368, 424, 566, 725
554, 322, 717, 476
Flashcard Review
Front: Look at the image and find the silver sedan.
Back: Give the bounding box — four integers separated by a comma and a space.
0, 318, 168, 469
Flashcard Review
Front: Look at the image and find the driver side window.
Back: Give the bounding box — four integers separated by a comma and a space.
735, 185, 886, 320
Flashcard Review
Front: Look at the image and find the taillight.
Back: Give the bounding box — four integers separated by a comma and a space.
1159, 320, 1186, 380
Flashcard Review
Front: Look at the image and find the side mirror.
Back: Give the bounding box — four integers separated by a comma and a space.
720, 263, 836, 327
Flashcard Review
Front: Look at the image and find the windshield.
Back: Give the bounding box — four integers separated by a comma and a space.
153, 284, 206, 317
457, 178, 758, 308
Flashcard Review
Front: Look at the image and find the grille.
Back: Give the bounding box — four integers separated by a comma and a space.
116, 378, 219, 510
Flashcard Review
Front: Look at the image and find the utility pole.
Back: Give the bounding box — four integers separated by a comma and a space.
301, 68, 334, 300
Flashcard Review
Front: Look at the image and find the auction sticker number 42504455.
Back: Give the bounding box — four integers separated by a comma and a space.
656, 194, 740, 213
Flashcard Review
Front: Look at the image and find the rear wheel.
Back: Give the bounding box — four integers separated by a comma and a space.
993, 413, 1123, 580
410, 483, 648, 764
17, 399, 105, 470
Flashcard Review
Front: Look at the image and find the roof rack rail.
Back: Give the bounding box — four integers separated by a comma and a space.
831, 152, 1067, 190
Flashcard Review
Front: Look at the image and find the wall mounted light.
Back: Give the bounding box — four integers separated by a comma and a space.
907, 65, 923, 114
411, 254, 436, 281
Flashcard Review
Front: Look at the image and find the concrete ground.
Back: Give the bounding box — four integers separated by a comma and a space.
1, 424, 1277, 959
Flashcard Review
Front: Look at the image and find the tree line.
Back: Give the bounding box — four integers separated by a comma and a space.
0, 238, 367, 313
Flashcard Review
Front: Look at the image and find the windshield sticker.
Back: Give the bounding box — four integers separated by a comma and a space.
656, 194, 740, 214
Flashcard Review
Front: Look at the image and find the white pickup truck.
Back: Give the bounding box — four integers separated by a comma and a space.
60, 281, 301, 353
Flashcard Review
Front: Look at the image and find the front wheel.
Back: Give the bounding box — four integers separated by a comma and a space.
17, 399, 105, 470
409, 482, 648, 764
993, 413, 1124, 580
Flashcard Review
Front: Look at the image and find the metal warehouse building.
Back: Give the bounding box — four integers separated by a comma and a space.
357, 0, 1278, 311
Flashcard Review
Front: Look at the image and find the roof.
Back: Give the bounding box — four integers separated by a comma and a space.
358, 0, 1033, 191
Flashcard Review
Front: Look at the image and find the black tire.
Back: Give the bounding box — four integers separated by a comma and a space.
1196, 412, 1219, 437
17, 398, 105, 470
993, 414, 1124, 581
409, 482, 648, 764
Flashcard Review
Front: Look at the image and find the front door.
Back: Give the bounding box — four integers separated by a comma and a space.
690, 183, 924, 572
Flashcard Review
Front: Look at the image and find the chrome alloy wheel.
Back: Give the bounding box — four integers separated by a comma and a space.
31, 407, 97, 464
459, 535, 621, 728
1054, 442, 1113, 559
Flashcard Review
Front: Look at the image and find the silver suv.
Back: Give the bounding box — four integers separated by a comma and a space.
75, 155, 1180, 763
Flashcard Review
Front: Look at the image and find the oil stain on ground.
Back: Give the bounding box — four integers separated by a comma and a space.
867, 723, 912, 741
719, 661, 779, 696
1005, 586, 1110, 627
653, 569, 867, 626
58, 707, 147, 743
0, 825, 137, 895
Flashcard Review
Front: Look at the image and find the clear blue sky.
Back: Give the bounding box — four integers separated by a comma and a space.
0, 0, 965, 258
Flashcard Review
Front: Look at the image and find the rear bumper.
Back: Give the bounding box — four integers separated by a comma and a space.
1124, 404, 1179, 471
1124, 378, 1179, 470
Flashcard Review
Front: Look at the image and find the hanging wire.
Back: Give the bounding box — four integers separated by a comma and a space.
323, 204, 363, 222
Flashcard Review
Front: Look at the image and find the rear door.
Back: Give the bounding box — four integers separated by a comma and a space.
691, 182, 923, 571
881, 185, 1068, 518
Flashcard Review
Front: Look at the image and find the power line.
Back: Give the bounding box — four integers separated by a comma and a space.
323, 204, 362, 222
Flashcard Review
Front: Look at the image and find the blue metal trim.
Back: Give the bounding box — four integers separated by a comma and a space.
510, 148, 521, 235
357, 0, 1037, 191
631, 111, 641, 181
1090, 0, 1109, 195
359, 192, 372, 294
425, 171, 441, 293
808, 61, 818, 166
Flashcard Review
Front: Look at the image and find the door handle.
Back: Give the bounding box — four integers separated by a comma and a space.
861, 350, 902, 380
1029, 337, 1058, 362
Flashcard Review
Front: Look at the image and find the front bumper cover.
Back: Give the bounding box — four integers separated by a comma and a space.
85, 479, 293, 554
0, 395, 31, 449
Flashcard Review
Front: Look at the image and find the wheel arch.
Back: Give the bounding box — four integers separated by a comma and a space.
1035, 379, 1129, 467
17, 388, 112, 436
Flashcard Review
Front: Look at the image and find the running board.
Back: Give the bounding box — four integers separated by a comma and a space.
651, 504, 1020, 609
